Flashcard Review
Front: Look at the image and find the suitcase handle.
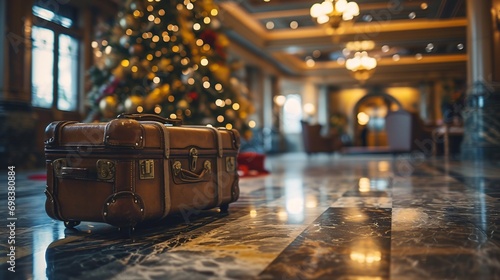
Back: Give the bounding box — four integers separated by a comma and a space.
117, 113, 182, 126
172, 160, 211, 183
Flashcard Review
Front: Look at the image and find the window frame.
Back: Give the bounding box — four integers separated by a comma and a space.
31, 12, 82, 112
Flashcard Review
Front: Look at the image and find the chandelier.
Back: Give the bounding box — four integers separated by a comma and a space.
345, 51, 377, 81
310, 0, 360, 29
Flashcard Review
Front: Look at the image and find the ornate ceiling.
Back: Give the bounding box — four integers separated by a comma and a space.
216, 0, 467, 86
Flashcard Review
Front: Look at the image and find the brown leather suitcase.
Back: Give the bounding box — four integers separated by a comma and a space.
44, 114, 240, 229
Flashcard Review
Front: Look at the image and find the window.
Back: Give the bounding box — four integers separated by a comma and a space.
31, 5, 79, 111
282, 94, 302, 133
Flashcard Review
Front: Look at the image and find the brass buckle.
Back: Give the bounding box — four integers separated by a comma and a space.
53, 158, 67, 177
189, 148, 198, 171
226, 157, 236, 172
139, 159, 155, 179
96, 159, 115, 181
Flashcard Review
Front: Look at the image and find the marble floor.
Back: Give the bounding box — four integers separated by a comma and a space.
0, 153, 499, 280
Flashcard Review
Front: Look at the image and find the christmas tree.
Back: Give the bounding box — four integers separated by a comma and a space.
86, 0, 254, 139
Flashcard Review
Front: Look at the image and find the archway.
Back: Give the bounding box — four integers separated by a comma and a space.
352, 91, 402, 147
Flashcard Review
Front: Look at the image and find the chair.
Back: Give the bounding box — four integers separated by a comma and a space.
300, 121, 342, 155
385, 110, 433, 153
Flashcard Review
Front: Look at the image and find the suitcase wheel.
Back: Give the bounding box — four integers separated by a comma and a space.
63, 221, 81, 229
220, 203, 229, 213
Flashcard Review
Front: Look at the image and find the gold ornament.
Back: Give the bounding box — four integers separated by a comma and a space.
177, 99, 189, 109
158, 58, 171, 71
144, 84, 170, 109
210, 63, 230, 83
99, 96, 118, 119
124, 95, 144, 113
111, 65, 125, 80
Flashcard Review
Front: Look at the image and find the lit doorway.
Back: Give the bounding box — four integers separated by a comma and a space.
352, 92, 402, 147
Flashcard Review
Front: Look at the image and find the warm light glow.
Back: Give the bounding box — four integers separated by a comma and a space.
357, 112, 370, 125
154, 106, 162, 114
345, 51, 377, 81
215, 83, 223, 91
274, 95, 286, 106
358, 177, 371, 192
210, 9, 218, 16
304, 103, 316, 115
121, 59, 130, 67
306, 58, 315, 67
346, 51, 377, 72
248, 120, 256, 128
215, 99, 224, 107
310, 0, 359, 28
193, 23, 201, 31
153, 77, 160, 84
277, 211, 288, 221
232, 103, 240, 110
200, 58, 208, 66
203, 81, 210, 88
346, 40, 375, 51
136, 106, 144, 113
378, 161, 390, 172
225, 123, 233, 130
217, 115, 224, 122
169, 114, 177, 119
250, 210, 257, 218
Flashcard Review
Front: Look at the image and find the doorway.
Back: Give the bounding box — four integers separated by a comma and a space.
352, 92, 402, 147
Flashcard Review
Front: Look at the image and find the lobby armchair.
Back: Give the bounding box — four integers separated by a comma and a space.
385, 110, 433, 153
301, 121, 342, 155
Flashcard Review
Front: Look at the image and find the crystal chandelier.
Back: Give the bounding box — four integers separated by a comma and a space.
310, 0, 360, 29
345, 51, 377, 81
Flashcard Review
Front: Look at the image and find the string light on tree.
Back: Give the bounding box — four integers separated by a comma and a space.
85, 0, 254, 138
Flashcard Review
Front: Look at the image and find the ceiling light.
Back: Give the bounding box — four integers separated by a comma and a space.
266, 21, 275, 29
310, 0, 360, 29
345, 51, 377, 81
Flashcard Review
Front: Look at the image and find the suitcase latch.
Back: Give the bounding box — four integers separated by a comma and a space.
226, 157, 236, 172
139, 159, 155, 179
97, 159, 116, 181
53, 158, 67, 177
189, 148, 198, 171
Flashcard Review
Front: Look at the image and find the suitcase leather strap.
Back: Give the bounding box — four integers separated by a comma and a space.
155, 123, 172, 219
205, 127, 224, 206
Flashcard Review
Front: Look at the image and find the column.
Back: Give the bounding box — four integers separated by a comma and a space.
461, 0, 500, 160
0, 0, 38, 168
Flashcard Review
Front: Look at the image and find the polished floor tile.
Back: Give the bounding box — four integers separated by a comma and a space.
0, 154, 499, 279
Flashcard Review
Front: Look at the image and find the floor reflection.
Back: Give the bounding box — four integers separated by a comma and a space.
0, 154, 498, 279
